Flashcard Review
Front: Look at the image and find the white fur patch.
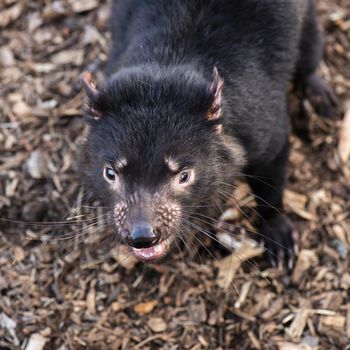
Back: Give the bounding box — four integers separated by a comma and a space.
165, 157, 180, 172
116, 158, 127, 170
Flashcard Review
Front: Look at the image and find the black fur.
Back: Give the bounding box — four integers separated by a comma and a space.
82, 0, 333, 266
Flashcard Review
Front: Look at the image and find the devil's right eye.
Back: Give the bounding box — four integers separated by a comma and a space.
104, 167, 116, 182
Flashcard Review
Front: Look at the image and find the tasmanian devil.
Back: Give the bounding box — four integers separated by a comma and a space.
81, 0, 335, 267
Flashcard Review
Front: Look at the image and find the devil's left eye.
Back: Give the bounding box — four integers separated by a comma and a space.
104, 167, 116, 182
179, 171, 190, 184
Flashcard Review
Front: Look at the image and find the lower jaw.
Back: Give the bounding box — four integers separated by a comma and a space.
132, 238, 172, 262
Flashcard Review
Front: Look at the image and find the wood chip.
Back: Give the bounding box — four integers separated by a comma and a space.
26, 150, 48, 179
338, 100, 350, 163
111, 245, 138, 271
24, 333, 48, 350
70, 0, 98, 13
286, 310, 310, 341
319, 315, 346, 333
0, 313, 19, 346
215, 242, 264, 290
262, 298, 284, 320
86, 281, 96, 314
12, 100, 32, 119
147, 317, 167, 333
51, 49, 84, 66
0, 3, 22, 28
291, 250, 319, 285
0, 47, 15, 67
285, 190, 315, 221
346, 304, 350, 339
277, 342, 313, 350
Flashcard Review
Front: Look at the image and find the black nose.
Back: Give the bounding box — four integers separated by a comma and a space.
126, 222, 160, 249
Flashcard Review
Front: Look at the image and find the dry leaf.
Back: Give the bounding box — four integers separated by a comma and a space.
134, 300, 158, 315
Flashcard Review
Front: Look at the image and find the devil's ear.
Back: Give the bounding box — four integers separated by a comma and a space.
82, 71, 103, 120
207, 67, 223, 132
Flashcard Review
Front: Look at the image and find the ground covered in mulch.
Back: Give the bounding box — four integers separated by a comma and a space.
0, 0, 349, 349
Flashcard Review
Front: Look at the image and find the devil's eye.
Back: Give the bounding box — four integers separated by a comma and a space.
104, 167, 116, 182
173, 169, 194, 189
179, 171, 190, 184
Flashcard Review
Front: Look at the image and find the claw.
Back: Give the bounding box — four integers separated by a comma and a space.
292, 229, 299, 256
277, 250, 285, 270
259, 214, 298, 269
269, 254, 277, 268
288, 252, 295, 271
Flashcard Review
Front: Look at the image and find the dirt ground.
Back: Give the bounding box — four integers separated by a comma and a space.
0, 0, 349, 349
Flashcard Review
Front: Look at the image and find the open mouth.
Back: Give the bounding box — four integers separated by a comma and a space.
132, 238, 171, 262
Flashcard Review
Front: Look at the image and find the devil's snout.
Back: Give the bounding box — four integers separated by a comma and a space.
126, 221, 161, 249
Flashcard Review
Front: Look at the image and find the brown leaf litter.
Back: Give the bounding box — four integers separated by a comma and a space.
0, 0, 349, 349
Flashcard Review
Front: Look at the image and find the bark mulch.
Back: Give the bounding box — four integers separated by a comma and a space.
0, 0, 349, 349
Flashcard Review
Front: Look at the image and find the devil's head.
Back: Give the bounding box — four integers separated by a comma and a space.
82, 65, 244, 262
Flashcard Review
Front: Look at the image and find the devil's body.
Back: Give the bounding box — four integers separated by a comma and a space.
82, 0, 331, 265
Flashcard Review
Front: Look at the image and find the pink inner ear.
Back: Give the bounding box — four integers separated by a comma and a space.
83, 71, 103, 119
207, 67, 224, 121
83, 71, 99, 97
